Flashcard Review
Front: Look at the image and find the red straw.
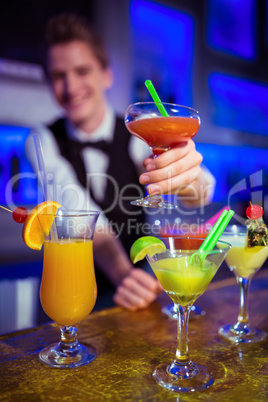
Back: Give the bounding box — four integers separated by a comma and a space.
204, 206, 230, 229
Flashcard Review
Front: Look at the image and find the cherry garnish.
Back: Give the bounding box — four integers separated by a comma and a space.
246, 204, 263, 220
12, 207, 28, 223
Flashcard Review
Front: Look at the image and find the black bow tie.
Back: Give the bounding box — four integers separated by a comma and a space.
72, 139, 111, 155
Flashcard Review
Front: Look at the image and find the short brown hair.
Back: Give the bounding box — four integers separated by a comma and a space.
46, 13, 109, 69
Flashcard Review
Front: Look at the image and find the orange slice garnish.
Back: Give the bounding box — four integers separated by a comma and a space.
22, 201, 61, 250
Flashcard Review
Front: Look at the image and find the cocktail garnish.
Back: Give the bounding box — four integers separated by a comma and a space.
22, 201, 61, 250
12, 207, 28, 223
145, 80, 169, 117
246, 203, 267, 247
246, 203, 263, 220
130, 236, 166, 264
0, 205, 28, 223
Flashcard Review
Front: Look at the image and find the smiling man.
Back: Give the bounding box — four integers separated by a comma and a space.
26, 13, 215, 311
48, 41, 112, 133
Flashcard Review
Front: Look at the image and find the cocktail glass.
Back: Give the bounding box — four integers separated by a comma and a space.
146, 236, 231, 392
38, 209, 99, 368
125, 102, 200, 209
160, 235, 207, 319
219, 225, 268, 343
162, 302, 205, 319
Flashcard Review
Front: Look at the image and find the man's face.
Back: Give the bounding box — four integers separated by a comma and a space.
47, 40, 113, 130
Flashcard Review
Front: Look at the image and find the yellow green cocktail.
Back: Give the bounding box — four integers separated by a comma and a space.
219, 228, 268, 343
146, 237, 231, 393
151, 256, 218, 306
221, 233, 268, 278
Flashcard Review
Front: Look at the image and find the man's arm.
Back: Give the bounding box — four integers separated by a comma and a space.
93, 226, 162, 311
93, 226, 132, 285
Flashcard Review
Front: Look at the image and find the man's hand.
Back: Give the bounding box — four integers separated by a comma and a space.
139, 140, 202, 194
139, 139, 215, 206
113, 269, 163, 311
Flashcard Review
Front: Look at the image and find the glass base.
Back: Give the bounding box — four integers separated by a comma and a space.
162, 304, 206, 319
39, 342, 97, 368
153, 361, 214, 393
219, 323, 267, 344
130, 195, 177, 209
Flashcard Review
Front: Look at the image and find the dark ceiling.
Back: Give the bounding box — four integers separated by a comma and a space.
0, 0, 95, 66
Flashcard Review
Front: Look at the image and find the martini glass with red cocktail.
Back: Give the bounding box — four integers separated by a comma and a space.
124, 100, 200, 209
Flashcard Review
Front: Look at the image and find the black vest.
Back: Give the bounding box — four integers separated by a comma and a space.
48, 117, 146, 291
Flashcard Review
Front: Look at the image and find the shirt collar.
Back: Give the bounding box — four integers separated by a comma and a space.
65, 104, 115, 143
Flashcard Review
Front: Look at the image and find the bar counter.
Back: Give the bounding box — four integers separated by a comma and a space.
1, 270, 268, 401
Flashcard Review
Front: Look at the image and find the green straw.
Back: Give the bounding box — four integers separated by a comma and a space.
145, 80, 169, 117
190, 209, 234, 263
199, 209, 234, 252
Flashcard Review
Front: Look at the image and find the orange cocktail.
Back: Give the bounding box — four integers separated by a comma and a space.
40, 239, 97, 326
38, 209, 99, 369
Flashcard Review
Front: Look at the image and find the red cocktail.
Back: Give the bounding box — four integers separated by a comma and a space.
125, 102, 200, 208
127, 116, 200, 156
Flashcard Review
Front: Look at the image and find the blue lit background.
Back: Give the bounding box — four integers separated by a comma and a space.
209, 73, 268, 136
206, 0, 257, 60
196, 143, 268, 204
0, 125, 38, 205
130, 0, 195, 106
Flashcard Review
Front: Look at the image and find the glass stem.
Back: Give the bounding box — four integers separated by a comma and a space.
237, 276, 251, 324
175, 304, 191, 363
168, 304, 199, 379
59, 325, 80, 357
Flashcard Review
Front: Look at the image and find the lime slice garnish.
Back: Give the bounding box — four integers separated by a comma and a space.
130, 236, 166, 264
